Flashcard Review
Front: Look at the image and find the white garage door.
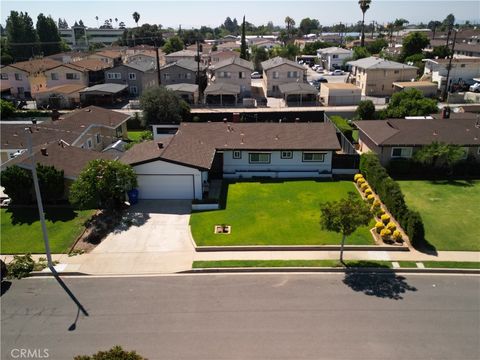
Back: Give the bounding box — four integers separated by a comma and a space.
137, 175, 195, 199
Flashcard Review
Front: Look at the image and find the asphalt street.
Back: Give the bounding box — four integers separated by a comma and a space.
1, 273, 479, 360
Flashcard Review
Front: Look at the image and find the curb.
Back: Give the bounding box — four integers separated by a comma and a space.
195, 245, 410, 252
183, 267, 480, 275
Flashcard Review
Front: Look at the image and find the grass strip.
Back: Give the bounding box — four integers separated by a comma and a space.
398, 261, 418, 268
192, 260, 393, 269
423, 261, 480, 269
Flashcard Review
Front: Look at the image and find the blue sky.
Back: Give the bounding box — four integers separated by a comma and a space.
1, 1, 479, 29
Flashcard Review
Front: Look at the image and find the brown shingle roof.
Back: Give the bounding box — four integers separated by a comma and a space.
122, 122, 340, 170
7, 58, 63, 74
66, 59, 112, 71
36, 84, 86, 94
5, 142, 116, 179
94, 50, 123, 59
354, 118, 480, 146
120, 138, 172, 165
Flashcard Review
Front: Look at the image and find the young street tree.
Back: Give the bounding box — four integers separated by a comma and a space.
320, 192, 371, 264
358, 0, 372, 47
69, 160, 137, 211
140, 86, 190, 125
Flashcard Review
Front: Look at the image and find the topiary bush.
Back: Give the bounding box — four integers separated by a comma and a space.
381, 214, 390, 224
354, 174, 364, 182
366, 194, 375, 203
406, 210, 425, 248
375, 221, 384, 233
372, 199, 381, 208
357, 177, 366, 185
386, 221, 396, 232
392, 230, 403, 242
360, 183, 369, 192
380, 228, 392, 241
365, 188, 373, 196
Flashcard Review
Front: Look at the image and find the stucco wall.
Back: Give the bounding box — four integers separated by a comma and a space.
355, 68, 418, 96
262, 64, 306, 97
213, 63, 252, 95
45, 66, 88, 88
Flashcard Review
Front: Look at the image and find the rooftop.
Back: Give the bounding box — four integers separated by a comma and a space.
393, 81, 437, 88
211, 57, 254, 71
161, 59, 204, 72
321, 83, 361, 90
5, 58, 63, 74
166, 83, 199, 93
36, 84, 86, 94
261, 56, 305, 71
347, 57, 418, 70
79, 83, 128, 94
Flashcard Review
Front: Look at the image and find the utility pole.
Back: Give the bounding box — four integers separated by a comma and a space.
155, 37, 161, 85
25, 128, 54, 270
196, 40, 201, 86
442, 29, 457, 101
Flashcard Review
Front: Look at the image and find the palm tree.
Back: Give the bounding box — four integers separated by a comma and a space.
358, 0, 372, 47
132, 12, 140, 27
95, 16, 99, 28
115, 18, 118, 28
284, 16, 295, 41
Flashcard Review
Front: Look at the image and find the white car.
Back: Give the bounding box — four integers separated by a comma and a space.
329, 69, 344, 76
469, 83, 480, 92
251, 71, 262, 79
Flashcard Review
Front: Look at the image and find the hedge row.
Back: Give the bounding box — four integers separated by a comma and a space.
387, 158, 480, 179
359, 153, 425, 248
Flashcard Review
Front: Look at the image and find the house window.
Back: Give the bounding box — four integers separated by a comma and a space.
239, 71, 246, 79
51, 73, 59, 80
302, 152, 325, 162
281, 151, 293, 159
130, 86, 138, 95
461, 147, 469, 159
394, 70, 400, 74
272, 85, 279, 93
460, 64, 466, 68
332, 54, 339, 59
116, 127, 123, 137
128, 73, 136, 80
17, 87, 25, 95
15, 73, 22, 81
1, 73, 8, 80
163, 73, 171, 80
232, 150, 242, 159
87, 138, 93, 149
391, 147, 413, 158
66, 73, 80, 80
186, 73, 191, 80
287, 71, 298, 78
96, 134, 101, 144
273, 71, 279, 79
249, 153, 271, 164
107, 73, 121, 80
220, 71, 231, 78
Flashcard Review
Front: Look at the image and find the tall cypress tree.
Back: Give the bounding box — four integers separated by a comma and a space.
240, 15, 248, 60
37, 14, 62, 56
5, 11, 39, 61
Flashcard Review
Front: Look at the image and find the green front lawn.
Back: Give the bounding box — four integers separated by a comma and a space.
398, 180, 480, 251
190, 180, 375, 246
127, 131, 144, 141
1, 208, 95, 254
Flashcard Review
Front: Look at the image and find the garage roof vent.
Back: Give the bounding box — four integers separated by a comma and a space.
157, 142, 164, 149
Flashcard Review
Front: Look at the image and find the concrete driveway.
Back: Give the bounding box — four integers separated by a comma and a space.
65, 200, 195, 274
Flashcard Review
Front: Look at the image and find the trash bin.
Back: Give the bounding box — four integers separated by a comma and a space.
127, 189, 139, 205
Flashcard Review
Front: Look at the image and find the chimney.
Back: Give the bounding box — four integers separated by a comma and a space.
157, 142, 163, 149
40, 148, 48, 156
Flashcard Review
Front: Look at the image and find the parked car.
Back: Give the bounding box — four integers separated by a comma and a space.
329, 69, 344, 76
469, 83, 480, 92
315, 67, 324, 73
251, 71, 262, 79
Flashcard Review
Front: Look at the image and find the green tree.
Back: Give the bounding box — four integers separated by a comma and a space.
69, 160, 137, 211
302, 40, 336, 55
365, 38, 388, 54
36, 13, 62, 56
355, 100, 376, 120
384, 88, 438, 118
0, 99, 16, 118
74, 345, 146, 360
414, 141, 466, 170
6, 11, 39, 61
441, 14, 455, 31
162, 36, 184, 54
299, 18, 319, 35
401, 31, 429, 61
240, 16, 248, 60
320, 192, 371, 264
37, 164, 64, 203
132, 12, 140, 27
284, 16, 296, 42
358, 0, 372, 47
352, 46, 370, 60
0, 37, 13, 65
140, 86, 190, 125
250, 45, 269, 71
0, 166, 33, 204
430, 45, 452, 59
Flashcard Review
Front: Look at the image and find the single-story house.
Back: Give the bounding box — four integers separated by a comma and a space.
319, 83, 361, 106
423, 57, 480, 92
204, 83, 241, 105
354, 118, 480, 165
79, 83, 128, 106
34, 84, 85, 109
165, 83, 199, 104
121, 122, 341, 200
279, 83, 319, 106
159, 59, 206, 86
392, 81, 438, 97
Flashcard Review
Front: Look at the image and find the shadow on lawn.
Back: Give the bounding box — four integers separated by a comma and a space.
428, 179, 475, 187
343, 264, 418, 300
7, 206, 78, 225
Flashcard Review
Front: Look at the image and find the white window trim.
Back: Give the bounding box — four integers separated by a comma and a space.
249, 152, 271, 164
302, 152, 326, 162
232, 150, 242, 159
130, 86, 138, 95
87, 138, 93, 149
1, 73, 9, 80
128, 73, 136, 80
281, 151, 293, 159
96, 134, 101, 144
391, 147, 413, 158
15, 73, 23, 81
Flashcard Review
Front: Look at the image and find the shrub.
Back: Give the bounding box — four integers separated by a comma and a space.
372, 199, 381, 208
381, 214, 390, 224
386, 221, 397, 232
375, 221, 384, 233
0, 99, 16, 118
7, 254, 35, 279
329, 115, 354, 142
0, 165, 33, 204
74, 345, 146, 360
380, 228, 392, 240
392, 230, 403, 242
360, 183, 369, 191
366, 194, 375, 203
356, 100, 376, 120
357, 177, 366, 185
365, 188, 373, 196
406, 210, 425, 248
354, 174, 364, 182
376, 208, 386, 217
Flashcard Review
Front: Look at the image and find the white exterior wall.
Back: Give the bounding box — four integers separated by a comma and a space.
425, 61, 480, 89
213, 63, 252, 95
45, 66, 88, 88
133, 160, 202, 199
1, 67, 30, 96
223, 150, 333, 178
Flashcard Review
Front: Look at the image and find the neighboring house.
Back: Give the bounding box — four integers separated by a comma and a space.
209, 50, 239, 65
121, 122, 340, 200
164, 50, 197, 64
423, 57, 480, 91
316, 47, 353, 70
278, 83, 319, 106
354, 117, 480, 166
0, 106, 130, 164
347, 57, 418, 96
47, 51, 89, 63
88, 50, 123, 67
126, 49, 165, 67
319, 83, 361, 106
35, 84, 85, 109
261, 57, 306, 97
79, 83, 128, 106
392, 81, 438, 97
166, 83, 199, 104
44, 59, 111, 88
209, 57, 254, 97
105, 62, 157, 96
0, 58, 62, 98
160, 59, 205, 86
427, 39, 480, 58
